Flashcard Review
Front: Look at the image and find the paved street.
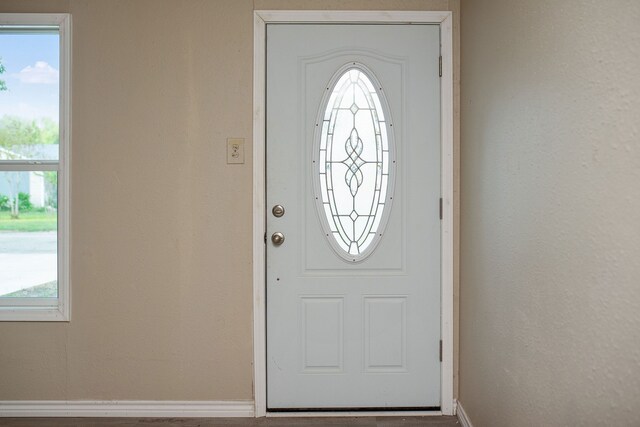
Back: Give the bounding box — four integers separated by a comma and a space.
0, 231, 57, 296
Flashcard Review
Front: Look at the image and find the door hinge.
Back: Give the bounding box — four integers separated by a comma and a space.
439, 55, 442, 77
264, 232, 267, 244
439, 340, 443, 362
439, 197, 443, 220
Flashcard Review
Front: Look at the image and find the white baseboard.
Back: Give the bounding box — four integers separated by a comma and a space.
0, 400, 255, 418
456, 400, 473, 427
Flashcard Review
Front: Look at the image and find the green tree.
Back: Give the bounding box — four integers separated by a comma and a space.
0, 116, 59, 155
44, 171, 57, 208
0, 58, 6, 91
38, 117, 59, 145
3, 171, 22, 219
0, 116, 42, 157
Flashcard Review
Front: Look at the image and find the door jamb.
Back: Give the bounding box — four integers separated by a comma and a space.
253, 10, 454, 417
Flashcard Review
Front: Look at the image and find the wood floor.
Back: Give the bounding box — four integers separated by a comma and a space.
0, 416, 459, 426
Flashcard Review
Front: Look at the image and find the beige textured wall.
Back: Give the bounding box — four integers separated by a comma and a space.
460, 1, 640, 426
0, 0, 459, 402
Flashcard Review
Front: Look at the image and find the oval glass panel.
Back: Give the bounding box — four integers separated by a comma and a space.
313, 65, 395, 262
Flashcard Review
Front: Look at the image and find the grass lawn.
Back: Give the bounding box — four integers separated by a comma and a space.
0, 210, 56, 232
2, 281, 57, 298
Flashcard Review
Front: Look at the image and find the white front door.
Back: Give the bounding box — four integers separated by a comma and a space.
266, 23, 441, 410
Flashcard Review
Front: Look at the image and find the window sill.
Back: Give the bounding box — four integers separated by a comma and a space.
0, 305, 69, 322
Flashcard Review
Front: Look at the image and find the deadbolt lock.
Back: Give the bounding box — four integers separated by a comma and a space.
272, 205, 285, 217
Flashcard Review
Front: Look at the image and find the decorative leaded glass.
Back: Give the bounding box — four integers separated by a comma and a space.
313, 65, 395, 262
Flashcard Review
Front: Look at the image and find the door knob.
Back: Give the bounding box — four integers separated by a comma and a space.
271, 232, 285, 246
272, 205, 285, 217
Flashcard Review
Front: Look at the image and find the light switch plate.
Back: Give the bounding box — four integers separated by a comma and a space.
227, 138, 245, 164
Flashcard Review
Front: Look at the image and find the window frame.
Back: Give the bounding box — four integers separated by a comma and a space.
0, 13, 71, 321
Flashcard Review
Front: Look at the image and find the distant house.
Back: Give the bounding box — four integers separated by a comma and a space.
0, 145, 54, 208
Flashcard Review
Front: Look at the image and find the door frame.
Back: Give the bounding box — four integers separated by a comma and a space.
252, 10, 454, 417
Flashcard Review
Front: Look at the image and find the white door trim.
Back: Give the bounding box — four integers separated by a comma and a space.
253, 10, 454, 417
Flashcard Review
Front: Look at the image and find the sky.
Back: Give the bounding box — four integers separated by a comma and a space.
0, 32, 59, 122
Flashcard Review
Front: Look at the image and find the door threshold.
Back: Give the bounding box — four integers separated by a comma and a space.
267, 409, 443, 418
270, 406, 440, 412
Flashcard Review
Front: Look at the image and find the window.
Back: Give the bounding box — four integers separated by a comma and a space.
0, 14, 71, 321
314, 64, 395, 262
